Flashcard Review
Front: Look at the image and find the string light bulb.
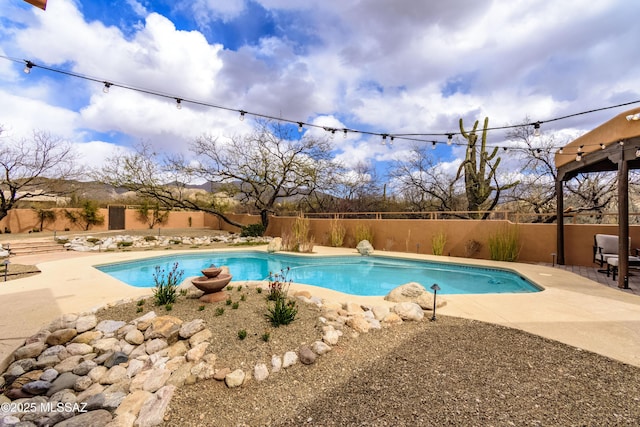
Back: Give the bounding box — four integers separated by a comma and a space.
297, 122, 303, 133
431, 141, 437, 149
389, 136, 394, 145
576, 153, 583, 161
447, 134, 453, 146
176, 98, 182, 109
558, 147, 564, 154
239, 110, 245, 121
600, 143, 606, 150
103, 82, 111, 94
381, 134, 387, 145
343, 129, 348, 139
533, 121, 542, 137
636, 147, 640, 158
23, 61, 33, 74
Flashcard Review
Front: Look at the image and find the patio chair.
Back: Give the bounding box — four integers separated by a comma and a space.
593, 234, 633, 268
605, 256, 640, 280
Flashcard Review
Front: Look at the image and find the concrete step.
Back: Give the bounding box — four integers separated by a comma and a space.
2, 241, 67, 256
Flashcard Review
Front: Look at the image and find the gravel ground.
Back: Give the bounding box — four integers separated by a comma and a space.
97, 285, 640, 427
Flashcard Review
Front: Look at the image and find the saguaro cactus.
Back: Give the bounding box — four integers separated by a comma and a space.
456, 117, 515, 219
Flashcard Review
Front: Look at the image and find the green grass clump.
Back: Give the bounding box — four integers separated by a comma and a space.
488, 227, 520, 262
238, 329, 247, 340
232, 302, 240, 309
215, 307, 225, 316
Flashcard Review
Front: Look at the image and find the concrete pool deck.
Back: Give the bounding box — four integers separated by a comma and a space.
1, 246, 640, 372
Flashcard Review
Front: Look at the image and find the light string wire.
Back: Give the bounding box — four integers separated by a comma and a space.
4, 55, 640, 155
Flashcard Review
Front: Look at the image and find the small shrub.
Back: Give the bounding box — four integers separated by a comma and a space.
232, 302, 240, 309
488, 227, 520, 262
432, 231, 447, 256
152, 262, 184, 306
136, 299, 145, 307
328, 217, 346, 247
240, 223, 266, 237
86, 237, 100, 244
227, 285, 234, 291
355, 223, 374, 244
236, 285, 243, 291
55, 238, 69, 245
179, 289, 187, 296
238, 329, 247, 340
136, 306, 143, 313
118, 241, 133, 248
256, 287, 263, 294
240, 293, 247, 301
292, 216, 314, 253
261, 332, 270, 342
265, 267, 298, 327
215, 307, 225, 316
226, 298, 232, 306
169, 239, 182, 245
165, 303, 173, 311
144, 235, 157, 242
198, 305, 205, 311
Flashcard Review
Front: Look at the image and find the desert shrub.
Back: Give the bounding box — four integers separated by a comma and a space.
144, 235, 157, 242
232, 302, 240, 309
432, 231, 447, 256
488, 227, 520, 262
355, 223, 374, 245
265, 267, 298, 326
237, 329, 247, 340
328, 217, 346, 247
465, 239, 482, 257
292, 216, 314, 252
86, 237, 101, 244
261, 332, 270, 342
241, 223, 265, 237
152, 262, 184, 306
215, 307, 225, 316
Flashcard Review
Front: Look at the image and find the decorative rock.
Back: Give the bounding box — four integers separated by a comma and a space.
188, 329, 212, 347
53, 408, 112, 426
66, 343, 94, 356
271, 355, 282, 373
104, 352, 129, 368
179, 319, 206, 339
114, 389, 153, 418
75, 314, 98, 333
46, 372, 80, 397
166, 362, 194, 387
132, 311, 157, 331
144, 316, 183, 344
372, 305, 391, 320
213, 367, 231, 381
253, 363, 269, 382
298, 347, 316, 365
323, 301, 342, 312
311, 341, 332, 355
85, 391, 126, 412
46, 328, 78, 346
346, 316, 371, 333
95, 320, 127, 335
72, 331, 103, 345
22, 380, 52, 395
367, 318, 382, 330
294, 290, 312, 299
88, 366, 108, 382
142, 368, 171, 393
322, 329, 341, 345
40, 368, 59, 382
74, 375, 93, 392
100, 365, 127, 385
267, 236, 282, 252
126, 359, 145, 379
282, 351, 298, 368
385, 282, 446, 309
166, 341, 188, 359
106, 413, 137, 427
71, 360, 98, 376
129, 370, 152, 392
145, 338, 168, 356
93, 337, 120, 354
356, 239, 374, 255
191, 361, 215, 381
224, 369, 245, 388
345, 302, 364, 314
185, 342, 209, 362
14, 342, 46, 360
47, 314, 78, 332
135, 385, 175, 427
392, 302, 425, 321
76, 382, 105, 403
54, 356, 84, 374
124, 329, 145, 346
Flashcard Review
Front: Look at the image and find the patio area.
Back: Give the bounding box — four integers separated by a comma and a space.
544, 262, 640, 296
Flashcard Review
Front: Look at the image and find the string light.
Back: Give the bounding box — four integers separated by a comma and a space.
343, 129, 348, 139
6, 55, 640, 154
558, 147, 564, 154
575, 145, 583, 161
533, 121, 542, 137
389, 136, 394, 145
636, 147, 640, 157
600, 143, 606, 150
431, 141, 437, 149
381, 134, 387, 145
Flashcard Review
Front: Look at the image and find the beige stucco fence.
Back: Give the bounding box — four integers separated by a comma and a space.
2, 208, 639, 267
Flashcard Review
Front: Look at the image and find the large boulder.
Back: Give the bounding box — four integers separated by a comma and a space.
356, 240, 374, 256
385, 282, 446, 310
267, 237, 282, 253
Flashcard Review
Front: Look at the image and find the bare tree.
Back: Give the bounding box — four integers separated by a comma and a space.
94, 142, 243, 228
0, 127, 80, 222
190, 121, 341, 228
388, 145, 461, 212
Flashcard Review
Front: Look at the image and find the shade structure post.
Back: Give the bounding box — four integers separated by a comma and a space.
618, 155, 630, 289
556, 179, 565, 265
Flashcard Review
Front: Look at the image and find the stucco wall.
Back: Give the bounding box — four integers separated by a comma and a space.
2, 209, 639, 266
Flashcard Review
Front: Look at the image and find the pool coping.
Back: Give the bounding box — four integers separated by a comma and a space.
1, 246, 640, 371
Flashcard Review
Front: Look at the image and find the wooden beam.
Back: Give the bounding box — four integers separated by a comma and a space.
556, 179, 565, 265
618, 153, 629, 289
23, 0, 47, 10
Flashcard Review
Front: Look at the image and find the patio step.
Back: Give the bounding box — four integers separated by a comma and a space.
2, 241, 67, 256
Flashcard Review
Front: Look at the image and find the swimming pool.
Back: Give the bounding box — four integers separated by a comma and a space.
95, 251, 542, 296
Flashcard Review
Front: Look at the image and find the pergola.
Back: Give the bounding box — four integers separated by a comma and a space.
555, 106, 640, 288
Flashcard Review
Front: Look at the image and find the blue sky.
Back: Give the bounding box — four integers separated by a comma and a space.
1, 0, 640, 179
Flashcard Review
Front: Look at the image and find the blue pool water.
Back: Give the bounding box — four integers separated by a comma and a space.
95, 251, 542, 296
